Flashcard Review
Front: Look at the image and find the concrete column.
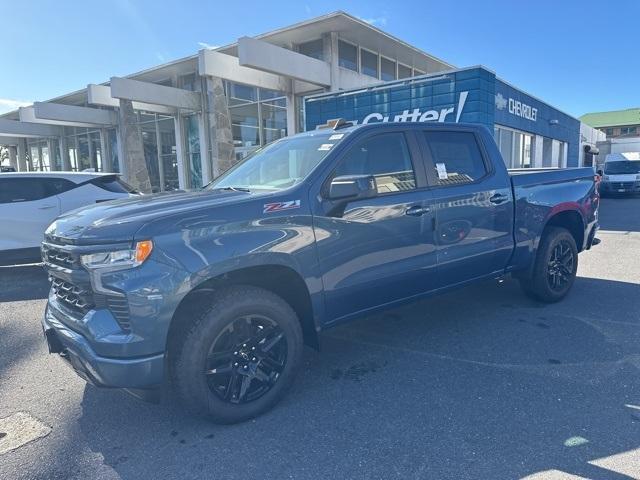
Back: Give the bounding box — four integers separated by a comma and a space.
205, 76, 235, 178
286, 88, 297, 136
118, 99, 151, 193
8, 146, 17, 169
88, 132, 96, 170
327, 32, 339, 92
154, 116, 164, 191
99, 129, 110, 172
16, 138, 28, 172
58, 136, 71, 171
47, 138, 57, 171
174, 114, 187, 189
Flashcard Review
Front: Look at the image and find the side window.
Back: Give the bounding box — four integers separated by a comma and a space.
333, 133, 416, 194
423, 131, 487, 186
43, 178, 76, 195
91, 176, 138, 194
0, 178, 50, 204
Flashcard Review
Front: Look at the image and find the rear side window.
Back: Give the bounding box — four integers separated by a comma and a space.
333, 133, 416, 194
91, 176, 138, 194
44, 178, 76, 195
423, 131, 487, 186
0, 178, 51, 203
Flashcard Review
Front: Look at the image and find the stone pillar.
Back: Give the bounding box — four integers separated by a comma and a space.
326, 32, 339, 92
205, 77, 235, 178
118, 99, 151, 193
8, 146, 18, 169
16, 138, 28, 172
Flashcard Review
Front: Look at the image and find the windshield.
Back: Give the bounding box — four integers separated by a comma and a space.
604, 161, 640, 175
206, 133, 345, 191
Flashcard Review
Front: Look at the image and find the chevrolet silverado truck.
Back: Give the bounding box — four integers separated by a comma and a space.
41, 121, 600, 424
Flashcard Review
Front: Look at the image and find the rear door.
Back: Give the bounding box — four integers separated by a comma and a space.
312, 129, 438, 323
0, 178, 62, 250
418, 129, 513, 287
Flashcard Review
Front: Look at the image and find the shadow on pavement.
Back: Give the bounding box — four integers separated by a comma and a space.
0, 264, 50, 302
66, 276, 640, 480
598, 197, 640, 232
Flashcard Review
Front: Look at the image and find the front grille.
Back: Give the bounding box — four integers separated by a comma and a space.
52, 277, 94, 316
42, 244, 79, 270
610, 182, 635, 188
45, 241, 132, 332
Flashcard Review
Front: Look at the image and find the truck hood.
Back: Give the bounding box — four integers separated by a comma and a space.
46, 189, 252, 245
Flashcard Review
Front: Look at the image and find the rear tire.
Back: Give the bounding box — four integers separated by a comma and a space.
170, 285, 304, 424
520, 227, 578, 303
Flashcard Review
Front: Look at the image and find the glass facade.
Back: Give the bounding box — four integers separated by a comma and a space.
226, 81, 287, 160
338, 40, 358, 71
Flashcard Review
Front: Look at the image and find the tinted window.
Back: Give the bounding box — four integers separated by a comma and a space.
0, 178, 51, 203
398, 64, 412, 79
423, 131, 487, 186
91, 176, 138, 193
338, 40, 358, 71
334, 133, 416, 194
44, 178, 76, 195
360, 49, 378, 78
298, 39, 324, 60
381, 57, 396, 81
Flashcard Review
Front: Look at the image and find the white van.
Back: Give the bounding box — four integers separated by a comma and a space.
598, 152, 640, 196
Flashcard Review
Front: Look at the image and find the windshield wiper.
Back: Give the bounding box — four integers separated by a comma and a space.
216, 186, 251, 193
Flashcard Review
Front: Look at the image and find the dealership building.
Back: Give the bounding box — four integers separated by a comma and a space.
0, 11, 602, 192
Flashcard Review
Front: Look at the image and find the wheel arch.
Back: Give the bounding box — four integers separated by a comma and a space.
166, 264, 319, 358
543, 208, 585, 252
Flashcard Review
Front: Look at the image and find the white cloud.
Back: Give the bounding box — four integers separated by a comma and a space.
0, 98, 30, 114
198, 42, 220, 50
359, 16, 388, 27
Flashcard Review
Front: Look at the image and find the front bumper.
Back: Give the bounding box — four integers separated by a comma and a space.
600, 182, 640, 194
42, 306, 165, 389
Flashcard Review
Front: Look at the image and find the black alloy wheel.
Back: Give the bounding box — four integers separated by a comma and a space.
546, 240, 575, 292
204, 314, 288, 404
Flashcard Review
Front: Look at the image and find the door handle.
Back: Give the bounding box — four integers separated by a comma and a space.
38, 205, 56, 210
489, 194, 508, 205
405, 205, 430, 217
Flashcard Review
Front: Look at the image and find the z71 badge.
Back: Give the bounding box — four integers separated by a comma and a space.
263, 200, 301, 213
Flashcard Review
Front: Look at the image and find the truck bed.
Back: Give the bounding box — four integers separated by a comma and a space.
508, 167, 595, 187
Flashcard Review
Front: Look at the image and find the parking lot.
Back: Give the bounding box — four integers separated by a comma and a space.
0, 197, 639, 480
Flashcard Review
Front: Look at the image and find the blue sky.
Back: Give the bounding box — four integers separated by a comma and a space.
1, 0, 637, 117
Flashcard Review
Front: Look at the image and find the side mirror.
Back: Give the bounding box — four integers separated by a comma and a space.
328, 175, 377, 201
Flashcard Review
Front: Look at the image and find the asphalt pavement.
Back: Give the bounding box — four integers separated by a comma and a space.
1, 197, 640, 480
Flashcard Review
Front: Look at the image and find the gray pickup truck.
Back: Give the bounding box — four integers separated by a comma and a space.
42, 122, 599, 423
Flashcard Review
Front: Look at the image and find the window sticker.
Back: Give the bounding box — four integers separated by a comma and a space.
318, 143, 334, 151
436, 162, 448, 180
328, 134, 344, 140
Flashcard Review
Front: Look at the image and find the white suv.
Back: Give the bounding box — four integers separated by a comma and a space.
0, 172, 138, 265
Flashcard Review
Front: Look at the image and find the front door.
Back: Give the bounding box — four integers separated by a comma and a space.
418, 129, 514, 287
312, 130, 438, 323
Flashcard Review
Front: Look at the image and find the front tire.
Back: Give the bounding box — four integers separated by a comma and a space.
170, 285, 304, 424
520, 227, 578, 303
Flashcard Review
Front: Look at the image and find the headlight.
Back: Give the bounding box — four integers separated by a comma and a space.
81, 240, 153, 270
